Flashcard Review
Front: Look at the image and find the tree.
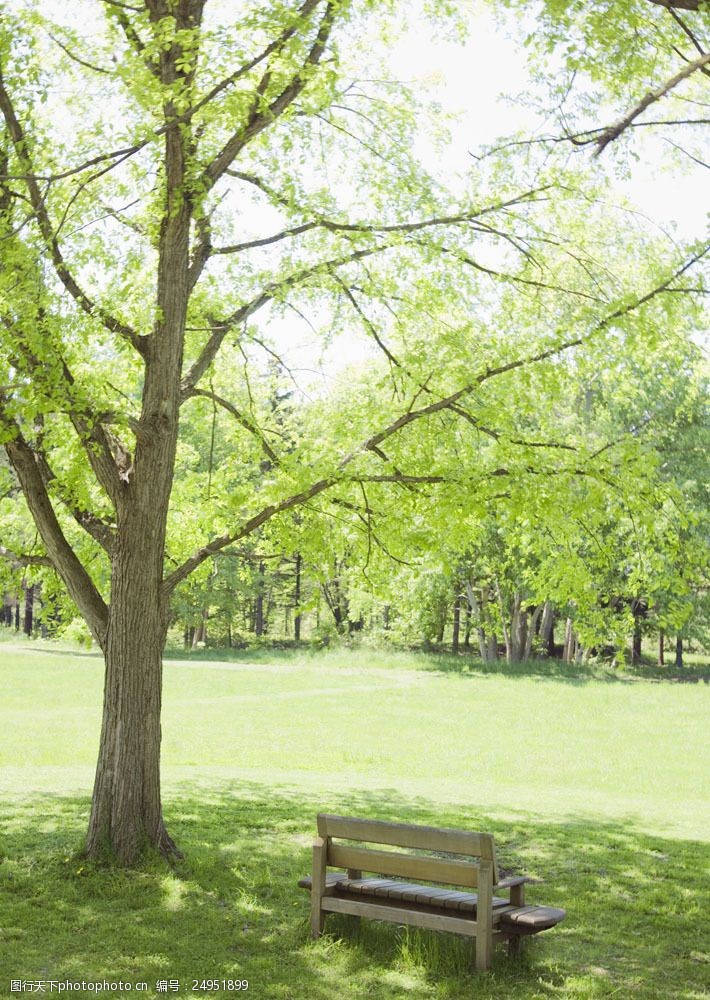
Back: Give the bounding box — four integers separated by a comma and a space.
498, 0, 710, 158
0, 1, 705, 864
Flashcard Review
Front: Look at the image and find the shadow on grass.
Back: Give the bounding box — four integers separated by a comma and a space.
409, 652, 710, 686
1, 782, 708, 999
4, 633, 709, 686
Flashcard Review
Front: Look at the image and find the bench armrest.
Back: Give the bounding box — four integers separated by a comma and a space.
495, 876, 535, 890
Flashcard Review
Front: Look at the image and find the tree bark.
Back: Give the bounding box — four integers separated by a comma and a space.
675, 636, 683, 670
508, 591, 522, 663
494, 579, 511, 661
451, 592, 461, 654
86, 515, 177, 864
465, 581, 488, 661
85, 4, 194, 859
658, 629, 665, 667
23, 583, 33, 636
539, 600, 554, 658
192, 610, 207, 647
524, 604, 542, 660
563, 617, 574, 663
294, 552, 302, 641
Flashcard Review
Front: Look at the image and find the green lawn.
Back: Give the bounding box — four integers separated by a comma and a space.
1, 641, 709, 999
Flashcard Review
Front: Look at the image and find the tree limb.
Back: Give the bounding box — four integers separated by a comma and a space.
646, 0, 704, 11
0, 67, 147, 356
180, 241, 390, 393
47, 32, 113, 76
185, 387, 280, 464
0, 404, 109, 644
0, 544, 52, 568
165, 226, 708, 594
30, 446, 116, 554
203, 1, 336, 190
595, 52, 710, 156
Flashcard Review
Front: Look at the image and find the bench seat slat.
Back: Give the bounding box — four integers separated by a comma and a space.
299, 872, 565, 933
321, 894, 482, 937
299, 874, 518, 911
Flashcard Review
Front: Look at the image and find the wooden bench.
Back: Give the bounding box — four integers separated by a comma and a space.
298, 814, 565, 972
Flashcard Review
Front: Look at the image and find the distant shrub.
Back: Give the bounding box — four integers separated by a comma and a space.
58, 617, 92, 649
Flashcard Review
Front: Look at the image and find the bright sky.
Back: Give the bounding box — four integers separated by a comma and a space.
9, 0, 708, 384
299, 6, 708, 383
391, 9, 706, 237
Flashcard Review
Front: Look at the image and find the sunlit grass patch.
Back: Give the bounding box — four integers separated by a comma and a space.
1, 644, 708, 998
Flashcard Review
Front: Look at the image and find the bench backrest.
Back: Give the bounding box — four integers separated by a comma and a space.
317, 814, 500, 888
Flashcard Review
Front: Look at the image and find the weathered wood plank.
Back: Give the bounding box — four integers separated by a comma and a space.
475, 860, 494, 971
318, 814, 494, 857
328, 843, 481, 887
499, 904, 566, 932
310, 836, 328, 939
321, 895, 481, 937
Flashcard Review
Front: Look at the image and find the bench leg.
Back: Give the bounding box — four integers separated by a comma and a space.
310, 905, 325, 939
310, 837, 328, 939
507, 934, 522, 960
475, 860, 493, 971
475, 934, 493, 972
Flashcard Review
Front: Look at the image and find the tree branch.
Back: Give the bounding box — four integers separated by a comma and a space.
595, 52, 710, 155
163, 475, 337, 593
2, 316, 126, 505
203, 1, 336, 190
0, 67, 147, 356
180, 241, 390, 393
165, 237, 708, 594
0, 544, 52, 568
25, 440, 116, 554
185, 387, 280, 463
212, 183, 551, 256
646, 0, 704, 11
46, 32, 113, 76
0, 405, 109, 644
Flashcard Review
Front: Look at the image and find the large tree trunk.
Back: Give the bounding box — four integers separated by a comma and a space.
86, 510, 177, 864
84, 113, 189, 861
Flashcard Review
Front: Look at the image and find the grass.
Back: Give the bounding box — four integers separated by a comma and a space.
1, 639, 709, 999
